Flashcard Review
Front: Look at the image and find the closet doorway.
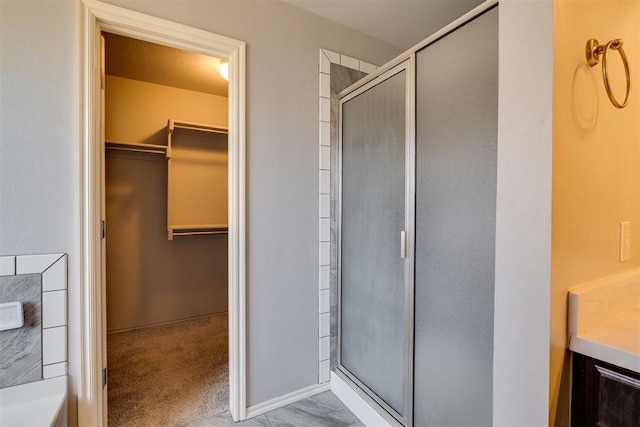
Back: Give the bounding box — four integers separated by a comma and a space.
103, 32, 231, 426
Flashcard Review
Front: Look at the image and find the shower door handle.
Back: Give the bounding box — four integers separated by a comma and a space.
400, 231, 407, 259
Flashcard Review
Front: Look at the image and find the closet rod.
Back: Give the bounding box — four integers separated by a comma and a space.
171, 224, 228, 230
174, 125, 228, 135
172, 230, 229, 236
105, 146, 166, 155
106, 141, 167, 155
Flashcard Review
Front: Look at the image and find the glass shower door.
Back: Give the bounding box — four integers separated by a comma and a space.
413, 7, 498, 427
338, 62, 413, 426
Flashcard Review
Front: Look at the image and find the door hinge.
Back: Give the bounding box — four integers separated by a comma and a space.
102, 367, 108, 388
101, 220, 106, 239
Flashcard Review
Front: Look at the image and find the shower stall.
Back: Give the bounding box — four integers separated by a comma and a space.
336, 4, 498, 426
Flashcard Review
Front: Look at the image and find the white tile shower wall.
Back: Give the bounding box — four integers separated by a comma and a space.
0, 253, 68, 381
319, 336, 330, 360
0, 256, 16, 275
16, 253, 62, 275
319, 146, 330, 170
340, 54, 360, 71
319, 194, 330, 218
42, 291, 67, 329
42, 326, 67, 365
319, 218, 330, 242
318, 49, 376, 382
319, 122, 330, 147
319, 312, 330, 337
43, 362, 67, 379
319, 359, 330, 383
319, 242, 330, 266
319, 289, 330, 314
319, 266, 329, 290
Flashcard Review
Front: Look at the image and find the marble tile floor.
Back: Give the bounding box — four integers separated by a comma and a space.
202, 391, 364, 427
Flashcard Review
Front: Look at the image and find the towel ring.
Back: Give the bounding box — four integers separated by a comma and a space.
586, 38, 631, 109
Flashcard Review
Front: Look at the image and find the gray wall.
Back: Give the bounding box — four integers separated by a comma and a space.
0, 0, 400, 416
0, 1, 80, 424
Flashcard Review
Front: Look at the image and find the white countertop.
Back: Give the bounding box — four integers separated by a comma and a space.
0, 376, 67, 427
568, 269, 640, 373
570, 306, 640, 373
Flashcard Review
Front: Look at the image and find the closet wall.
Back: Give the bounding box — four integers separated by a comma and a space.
105, 75, 228, 332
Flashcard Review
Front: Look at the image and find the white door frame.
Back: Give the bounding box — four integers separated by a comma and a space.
79, 1, 247, 425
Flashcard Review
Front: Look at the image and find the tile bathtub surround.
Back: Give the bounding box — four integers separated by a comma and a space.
0, 274, 42, 387
318, 49, 373, 382
0, 253, 68, 389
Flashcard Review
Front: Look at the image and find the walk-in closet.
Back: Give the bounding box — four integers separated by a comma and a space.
102, 32, 230, 426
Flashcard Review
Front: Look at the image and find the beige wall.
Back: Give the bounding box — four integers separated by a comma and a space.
105, 75, 229, 331
106, 75, 228, 145
551, 1, 640, 424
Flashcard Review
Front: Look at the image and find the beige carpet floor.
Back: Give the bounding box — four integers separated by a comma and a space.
107, 314, 229, 427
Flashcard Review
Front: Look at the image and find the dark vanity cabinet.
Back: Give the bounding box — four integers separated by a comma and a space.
571, 352, 640, 427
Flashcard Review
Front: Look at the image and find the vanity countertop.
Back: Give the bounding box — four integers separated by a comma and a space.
569, 306, 640, 373
568, 268, 640, 373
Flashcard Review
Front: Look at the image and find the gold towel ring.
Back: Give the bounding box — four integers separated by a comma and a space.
586, 38, 631, 109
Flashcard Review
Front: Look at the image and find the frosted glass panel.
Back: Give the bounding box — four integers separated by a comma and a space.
340, 70, 406, 415
414, 8, 498, 427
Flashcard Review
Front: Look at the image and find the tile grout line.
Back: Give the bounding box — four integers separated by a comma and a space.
263, 412, 275, 427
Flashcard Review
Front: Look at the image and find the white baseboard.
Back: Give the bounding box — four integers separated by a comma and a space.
331, 372, 392, 427
245, 382, 330, 419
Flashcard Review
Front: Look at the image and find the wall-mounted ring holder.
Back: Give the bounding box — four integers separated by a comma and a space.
586, 38, 631, 109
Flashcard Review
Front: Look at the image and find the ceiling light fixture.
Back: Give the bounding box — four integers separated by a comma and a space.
219, 62, 229, 81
